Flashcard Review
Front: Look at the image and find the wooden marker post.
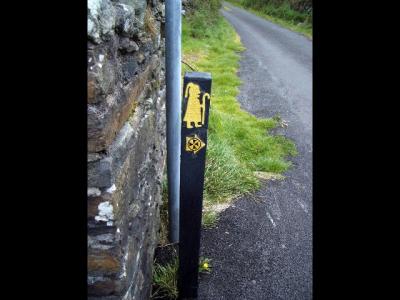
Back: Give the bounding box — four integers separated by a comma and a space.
178, 72, 212, 299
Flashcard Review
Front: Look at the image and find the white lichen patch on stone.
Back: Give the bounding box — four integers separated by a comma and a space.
99, 54, 104, 62
88, 187, 101, 197
122, 4, 130, 12
120, 264, 127, 279
120, 251, 129, 279
106, 184, 117, 194
88, 276, 105, 285
95, 201, 114, 223
87, 0, 102, 42
88, 0, 101, 14
106, 94, 116, 106
88, 105, 106, 119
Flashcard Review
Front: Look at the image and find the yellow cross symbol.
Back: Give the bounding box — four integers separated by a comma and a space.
185, 134, 206, 154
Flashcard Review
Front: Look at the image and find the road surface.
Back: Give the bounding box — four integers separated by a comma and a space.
198, 2, 312, 299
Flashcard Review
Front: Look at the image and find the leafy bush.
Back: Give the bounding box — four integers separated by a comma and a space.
239, 0, 311, 24
184, 0, 222, 38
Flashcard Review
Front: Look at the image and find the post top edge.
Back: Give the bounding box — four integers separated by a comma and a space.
184, 72, 212, 80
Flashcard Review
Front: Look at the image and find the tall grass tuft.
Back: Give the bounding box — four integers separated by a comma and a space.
151, 257, 179, 299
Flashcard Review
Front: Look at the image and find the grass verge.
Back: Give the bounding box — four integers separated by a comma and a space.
225, 0, 312, 39
182, 9, 296, 225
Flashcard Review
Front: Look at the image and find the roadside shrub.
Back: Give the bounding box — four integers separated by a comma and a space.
184, 0, 222, 38
240, 0, 311, 24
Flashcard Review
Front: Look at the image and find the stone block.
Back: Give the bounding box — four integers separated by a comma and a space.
88, 277, 118, 296
88, 0, 117, 44
88, 251, 121, 275
119, 0, 147, 29
88, 157, 113, 188
114, 3, 138, 37
88, 44, 118, 104
88, 55, 157, 152
118, 37, 139, 53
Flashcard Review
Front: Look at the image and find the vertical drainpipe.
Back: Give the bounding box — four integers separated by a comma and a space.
165, 0, 181, 243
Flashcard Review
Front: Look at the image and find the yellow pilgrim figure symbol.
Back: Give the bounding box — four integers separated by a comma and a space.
183, 82, 210, 128
186, 134, 206, 154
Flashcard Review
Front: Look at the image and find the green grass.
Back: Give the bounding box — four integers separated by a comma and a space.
202, 210, 219, 228
151, 255, 213, 299
182, 13, 297, 216
225, 0, 312, 39
151, 257, 179, 299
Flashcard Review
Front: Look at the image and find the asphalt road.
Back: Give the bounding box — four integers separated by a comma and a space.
198, 2, 312, 299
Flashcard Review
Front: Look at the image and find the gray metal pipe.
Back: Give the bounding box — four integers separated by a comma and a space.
165, 0, 181, 243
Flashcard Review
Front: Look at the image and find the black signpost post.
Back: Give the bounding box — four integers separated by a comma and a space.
178, 72, 212, 299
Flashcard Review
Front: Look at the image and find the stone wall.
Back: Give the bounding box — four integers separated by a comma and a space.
87, 0, 166, 299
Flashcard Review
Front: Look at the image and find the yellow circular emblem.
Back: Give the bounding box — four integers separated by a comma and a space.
187, 137, 202, 152
185, 134, 206, 154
